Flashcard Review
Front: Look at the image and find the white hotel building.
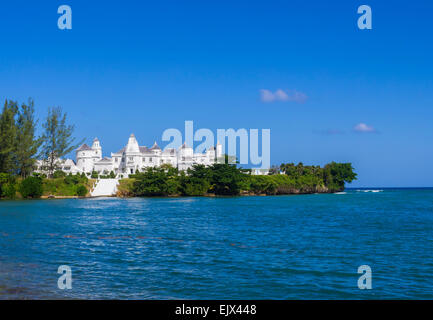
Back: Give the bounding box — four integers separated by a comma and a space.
38, 134, 223, 178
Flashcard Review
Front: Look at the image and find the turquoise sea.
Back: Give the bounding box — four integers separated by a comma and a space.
0, 188, 432, 299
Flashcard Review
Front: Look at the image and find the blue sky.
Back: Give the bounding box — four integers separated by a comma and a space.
1, 0, 432, 187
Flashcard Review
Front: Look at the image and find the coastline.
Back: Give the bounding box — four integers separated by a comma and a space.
49, 188, 340, 200
1, 190, 340, 201
1, 162, 356, 200
10, 187, 432, 201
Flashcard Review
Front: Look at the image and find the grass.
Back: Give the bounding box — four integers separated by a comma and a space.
42, 178, 96, 197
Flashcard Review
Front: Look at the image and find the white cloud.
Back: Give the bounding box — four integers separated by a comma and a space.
260, 89, 307, 103
259, 89, 276, 102
353, 123, 376, 133
274, 89, 289, 101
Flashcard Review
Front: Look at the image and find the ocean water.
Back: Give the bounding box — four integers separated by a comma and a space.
0, 188, 432, 299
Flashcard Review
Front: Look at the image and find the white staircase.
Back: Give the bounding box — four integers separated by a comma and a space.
90, 179, 119, 197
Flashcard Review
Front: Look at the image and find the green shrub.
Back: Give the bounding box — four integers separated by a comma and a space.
0, 172, 12, 185
132, 167, 180, 196
131, 163, 246, 197
19, 176, 43, 198
64, 174, 86, 185
76, 185, 88, 197
2, 183, 16, 199
249, 176, 278, 195
53, 170, 66, 178
179, 168, 210, 196
80, 174, 88, 184
209, 163, 244, 195
117, 178, 135, 197
91, 171, 99, 179
181, 181, 210, 196
0, 173, 17, 199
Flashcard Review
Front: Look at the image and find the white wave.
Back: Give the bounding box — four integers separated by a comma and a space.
335, 192, 347, 194
356, 189, 383, 193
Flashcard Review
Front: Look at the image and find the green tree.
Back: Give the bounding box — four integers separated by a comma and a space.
13, 99, 41, 177
280, 163, 297, 177
179, 165, 211, 196
64, 173, 80, 185
76, 185, 88, 197
323, 162, 357, 191
249, 175, 278, 195
19, 176, 43, 198
39, 107, 82, 177
208, 163, 244, 195
53, 170, 67, 178
0, 100, 17, 173
132, 167, 180, 196
0, 173, 16, 199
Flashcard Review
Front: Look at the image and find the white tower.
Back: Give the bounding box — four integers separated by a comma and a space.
76, 143, 95, 173
92, 137, 102, 160
124, 133, 141, 174
216, 141, 223, 160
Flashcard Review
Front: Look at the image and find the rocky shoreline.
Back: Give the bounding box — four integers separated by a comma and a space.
5, 189, 341, 201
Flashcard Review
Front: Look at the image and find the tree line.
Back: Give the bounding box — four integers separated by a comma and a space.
0, 98, 81, 199
123, 161, 357, 197
0, 98, 80, 178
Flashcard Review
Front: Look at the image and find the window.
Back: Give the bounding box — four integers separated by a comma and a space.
129, 157, 133, 161
149, 157, 153, 162
115, 158, 118, 162
130, 169, 133, 174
